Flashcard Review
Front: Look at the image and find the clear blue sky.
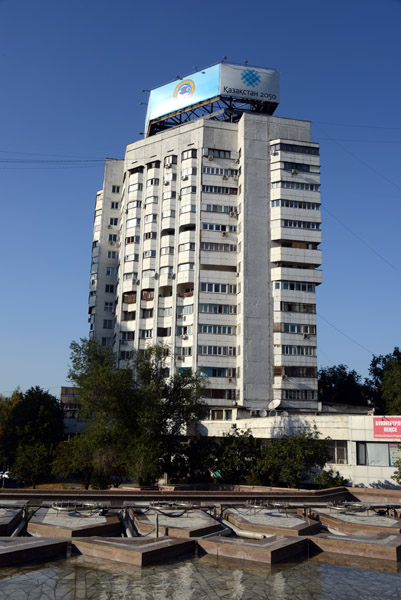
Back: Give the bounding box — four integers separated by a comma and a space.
1, 0, 400, 396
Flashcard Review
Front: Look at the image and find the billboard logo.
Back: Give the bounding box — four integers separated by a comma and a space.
240, 69, 261, 88
173, 79, 196, 100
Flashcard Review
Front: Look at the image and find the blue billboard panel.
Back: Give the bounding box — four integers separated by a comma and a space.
147, 64, 221, 123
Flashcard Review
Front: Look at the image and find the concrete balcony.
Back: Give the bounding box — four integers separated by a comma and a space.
271, 267, 323, 285
270, 247, 322, 267
177, 270, 195, 285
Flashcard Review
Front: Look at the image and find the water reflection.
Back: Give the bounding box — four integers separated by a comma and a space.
0, 554, 400, 599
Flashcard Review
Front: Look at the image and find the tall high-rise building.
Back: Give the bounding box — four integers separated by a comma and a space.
88, 63, 321, 418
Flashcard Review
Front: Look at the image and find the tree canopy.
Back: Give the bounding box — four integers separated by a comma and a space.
318, 364, 368, 407
64, 339, 206, 486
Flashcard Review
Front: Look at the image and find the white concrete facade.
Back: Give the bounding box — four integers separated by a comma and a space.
89, 112, 321, 414
199, 414, 401, 488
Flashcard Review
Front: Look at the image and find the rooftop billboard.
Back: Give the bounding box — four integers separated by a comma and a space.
145, 63, 279, 129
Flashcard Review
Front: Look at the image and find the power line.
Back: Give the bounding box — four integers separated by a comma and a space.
321, 205, 401, 276
317, 313, 374, 356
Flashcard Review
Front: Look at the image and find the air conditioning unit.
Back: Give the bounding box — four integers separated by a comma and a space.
180, 335, 188, 340
222, 232, 228, 237
165, 164, 171, 169
176, 356, 183, 361
235, 158, 240, 164
208, 155, 214, 161
230, 211, 237, 218
108, 225, 112, 229
177, 314, 184, 319
168, 274, 173, 279
222, 175, 228, 181
233, 175, 239, 181
303, 333, 309, 339
228, 378, 233, 383
291, 170, 298, 175
181, 175, 188, 181
164, 181, 170, 186
134, 279, 140, 285
109, 241, 115, 245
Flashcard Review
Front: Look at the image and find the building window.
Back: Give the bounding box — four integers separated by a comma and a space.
200, 242, 237, 252
146, 178, 159, 187
202, 167, 237, 176
145, 196, 158, 206
280, 302, 316, 313
202, 185, 237, 195
160, 246, 174, 255
104, 302, 113, 312
125, 235, 140, 245
176, 305, 193, 315
274, 281, 315, 292
144, 214, 157, 224
356, 442, 391, 466
282, 345, 316, 356
129, 166, 144, 174
128, 183, 143, 192
112, 185, 120, 193
207, 149, 231, 159
106, 267, 116, 276
146, 160, 161, 169
177, 263, 194, 271
272, 181, 320, 192
200, 283, 236, 294
164, 155, 177, 166
141, 289, 154, 301
198, 324, 236, 335
182, 149, 197, 160
142, 269, 155, 278
123, 272, 137, 281
111, 202, 119, 209
121, 330, 135, 340
139, 329, 153, 338
123, 292, 136, 304
144, 231, 157, 240
122, 311, 136, 321
157, 327, 172, 337
143, 250, 157, 258
120, 351, 134, 360
198, 345, 236, 356
162, 191, 176, 200
271, 199, 320, 210
181, 186, 197, 195
270, 142, 319, 156
127, 218, 141, 229
164, 172, 176, 182
103, 319, 113, 329
283, 162, 311, 173
180, 204, 196, 214
105, 284, 114, 293
142, 308, 153, 319
202, 223, 237, 232
108, 234, 117, 242
201, 203, 235, 215
108, 251, 116, 259
281, 389, 316, 401
199, 303, 236, 314
127, 200, 142, 209
282, 219, 321, 230
125, 253, 139, 262
162, 209, 176, 219
327, 441, 348, 464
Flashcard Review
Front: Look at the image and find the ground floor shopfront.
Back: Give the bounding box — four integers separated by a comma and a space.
198, 413, 401, 488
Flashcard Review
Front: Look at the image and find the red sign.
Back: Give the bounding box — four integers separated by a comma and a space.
373, 418, 401, 439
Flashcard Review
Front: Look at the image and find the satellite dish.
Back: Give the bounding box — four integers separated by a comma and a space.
259, 409, 267, 417
281, 411, 289, 417
268, 399, 281, 410
269, 409, 277, 417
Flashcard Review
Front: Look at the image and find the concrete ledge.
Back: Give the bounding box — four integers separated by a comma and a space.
198, 535, 307, 564
28, 507, 121, 538
0, 537, 67, 566
72, 536, 196, 567
306, 508, 401, 536
223, 508, 320, 536
310, 532, 401, 562
131, 508, 223, 538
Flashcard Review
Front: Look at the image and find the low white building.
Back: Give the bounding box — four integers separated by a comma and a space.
198, 413, 401, 488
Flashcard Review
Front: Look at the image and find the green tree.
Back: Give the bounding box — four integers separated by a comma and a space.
1, 387, 64, 467
381, 360, 401, 415
11, 443, 52, 488
250, 428, 329, 488
368, 348, 401, 414
216, 426, 262, 484
318, 365, 368, 407
66, 339, 206, 486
